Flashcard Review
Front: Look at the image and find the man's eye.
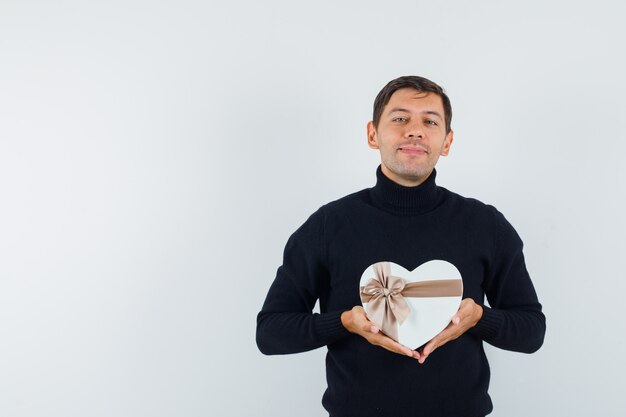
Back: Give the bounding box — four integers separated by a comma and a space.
393, 117, 407, 123
425, 119, 438, 126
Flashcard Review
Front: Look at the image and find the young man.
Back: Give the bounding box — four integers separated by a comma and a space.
256, 76, 546, 417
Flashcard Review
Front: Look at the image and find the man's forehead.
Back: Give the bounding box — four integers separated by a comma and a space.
385, 89, 444, 114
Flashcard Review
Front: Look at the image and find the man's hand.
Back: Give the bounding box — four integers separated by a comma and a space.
417, 298, 483, 364
341, 306, 420, 360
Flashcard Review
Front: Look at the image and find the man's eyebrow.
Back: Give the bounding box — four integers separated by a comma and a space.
387, 107, 412, 114
387, 108, 443, 119
423, 110, 443, 120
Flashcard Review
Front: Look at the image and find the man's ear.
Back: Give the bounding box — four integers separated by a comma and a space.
367, 121, 379, 149
440, 129, 454, 156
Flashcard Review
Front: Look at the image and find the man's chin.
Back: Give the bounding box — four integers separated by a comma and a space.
394, 166, 433, 180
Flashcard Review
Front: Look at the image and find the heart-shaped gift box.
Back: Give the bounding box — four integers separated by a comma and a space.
359, 260, 463, 349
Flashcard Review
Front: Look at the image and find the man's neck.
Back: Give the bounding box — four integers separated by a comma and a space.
380, 164, 433, 187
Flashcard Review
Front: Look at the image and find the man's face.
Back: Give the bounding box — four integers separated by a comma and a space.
367, 88, 454, 186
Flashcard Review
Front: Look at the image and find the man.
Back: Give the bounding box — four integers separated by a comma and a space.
256, 76, 546, 417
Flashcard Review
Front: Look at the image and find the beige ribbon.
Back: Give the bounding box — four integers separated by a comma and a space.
359, 262, 463, 342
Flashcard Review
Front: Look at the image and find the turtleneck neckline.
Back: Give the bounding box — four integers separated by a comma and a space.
369, 165, 443, 215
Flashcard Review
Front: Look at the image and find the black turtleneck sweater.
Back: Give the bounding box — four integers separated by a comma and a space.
256, 167, 545, 417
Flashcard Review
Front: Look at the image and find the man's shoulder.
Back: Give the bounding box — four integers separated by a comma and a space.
440, 186, 504, 222
443, 188, 525, 246
311, 187, 370, 217
290, 188, 370, 238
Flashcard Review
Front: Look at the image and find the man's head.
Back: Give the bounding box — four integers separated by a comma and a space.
372, 76, 452, 133
367, 76, 454, 186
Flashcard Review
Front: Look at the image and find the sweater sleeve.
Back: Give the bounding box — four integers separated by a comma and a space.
256, 208, 351, 355
470, 208, 546, 353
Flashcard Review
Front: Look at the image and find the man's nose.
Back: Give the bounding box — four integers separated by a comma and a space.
406, 122, 424, 139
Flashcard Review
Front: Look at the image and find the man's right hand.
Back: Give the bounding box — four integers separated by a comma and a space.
340, 306, 420, 360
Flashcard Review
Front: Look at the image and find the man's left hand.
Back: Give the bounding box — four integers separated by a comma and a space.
417, 298, 483, 364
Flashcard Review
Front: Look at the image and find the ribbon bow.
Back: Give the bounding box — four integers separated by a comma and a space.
360, 262, 463, 342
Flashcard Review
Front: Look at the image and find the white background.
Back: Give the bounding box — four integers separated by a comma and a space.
1, 1, 625, 416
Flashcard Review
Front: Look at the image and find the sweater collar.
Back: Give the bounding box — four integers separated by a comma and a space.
369, 165, 442, 215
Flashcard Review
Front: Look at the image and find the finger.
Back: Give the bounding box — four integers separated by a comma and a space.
350, 307, 418, 359
420, 341, 436, 360
431, 326, 460, 348
351, 309, 384, 337
418, 340, 437, 364
358, 320, 377, 334
419, 327, 455, 363
351, 308, 379, 334
421, 322, 472, 363
370, 333, 417, 358
379, 338, 413, 357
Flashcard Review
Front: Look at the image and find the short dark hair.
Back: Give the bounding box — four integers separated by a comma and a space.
372, 75, 452, 133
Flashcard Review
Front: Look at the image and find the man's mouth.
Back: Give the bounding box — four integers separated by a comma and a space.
398, 146, 428, 155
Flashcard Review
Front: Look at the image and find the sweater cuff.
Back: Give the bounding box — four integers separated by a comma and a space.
315, 310, 351, 343
470, 305, 503, 340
